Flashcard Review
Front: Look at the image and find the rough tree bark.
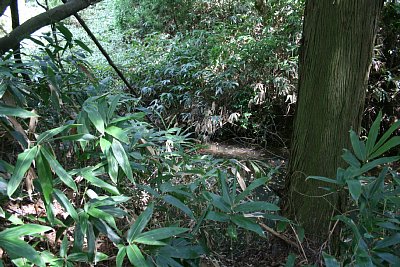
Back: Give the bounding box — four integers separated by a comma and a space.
284, 0, 384, 241
0, 0, 101, 55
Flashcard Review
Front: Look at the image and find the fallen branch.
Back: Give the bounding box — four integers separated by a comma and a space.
0, 0, 102, 55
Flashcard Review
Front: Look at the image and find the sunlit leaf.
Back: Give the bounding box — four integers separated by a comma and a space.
7, 146, 38, 197
105, 126, 129, 144
53, 189, 79, 222
126, 244, 147, 267
111, 139, 133, 183
127, 203, 154, 242
83, 103, 104, 134
41, 147, 77, 191
116, 246, 126, 267
36, 124, 79, 144
0, 224, 51, 239
36, 152, 53, 204
0, 103, 38, 118
0, 237, 44, 266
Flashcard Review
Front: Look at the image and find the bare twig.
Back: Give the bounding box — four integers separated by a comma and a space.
259, 222, 300, 250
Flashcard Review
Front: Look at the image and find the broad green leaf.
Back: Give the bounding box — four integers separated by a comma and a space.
88, 207, 118, 232
111, 139, 134, 183
350, 130, 366, 161
366, 111, 382, 156
91, 218, 121, 244
367, 167, 386, 198
372, 120, 400, 153
82, 170, 119, 195
374, 252, 400, 265
230, 215, 265, 237
235, 177, 269, 203
157, 239, 205, 259
83, 104, 104, 134
219, 171, 232, 205
133, 227, 189, 244
99, 138, 112, 153
159, 183, 192, 198
234, 201, 280, 212
284, 253, 296, 267
352, 156, 400, 177
77, 112, 90, 150
56, 23, 73, 41
155, 255, 183, 267
163, 195, 194, 219
67, 252, 88, 262
52, 133, 96, 142
105, 126, 129, 144
341, 149, 361, 168
322, 252, 340, 267
204, 192, 230, 213
36, 152, 53, 204
127, 203, 154, 242
369, 136, 400, 159
87, 223, 95, 262
205, 211, 230, 222
41, 147, 77, 191
346, 179, 362, 203
60, 235, 68, 258
106, 152, 119, 184
36, 124, 79, 144
7, 146, 38, 196
0, 224, 51, 239
107, 94, 121, 122
116, 246, 126, 267
126, 244, 148, 267
53, 189, 79, 221
0, 103, 38, 118
74, 39, 92, 53
110, 113, 146, 124
306, 176, 340, 185
95, 252, 108, 263
0, 237, 44, 266
374, 233, 400, 249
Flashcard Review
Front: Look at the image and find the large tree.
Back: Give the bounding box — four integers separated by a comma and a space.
284, 0, 384, 241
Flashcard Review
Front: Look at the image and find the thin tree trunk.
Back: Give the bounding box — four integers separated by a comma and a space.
284, 0, 383, 242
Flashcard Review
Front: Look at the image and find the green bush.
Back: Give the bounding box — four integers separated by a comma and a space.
310, 112, 400, 266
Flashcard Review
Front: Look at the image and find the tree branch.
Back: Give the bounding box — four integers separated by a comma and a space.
0, 0, 101, 55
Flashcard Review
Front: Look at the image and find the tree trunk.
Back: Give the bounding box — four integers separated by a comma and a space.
284, 0, 383, 242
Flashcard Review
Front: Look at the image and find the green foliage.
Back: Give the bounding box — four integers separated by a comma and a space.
309, 112, 400, 266
113, 0, 302, 144
0, 23, 290, 265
